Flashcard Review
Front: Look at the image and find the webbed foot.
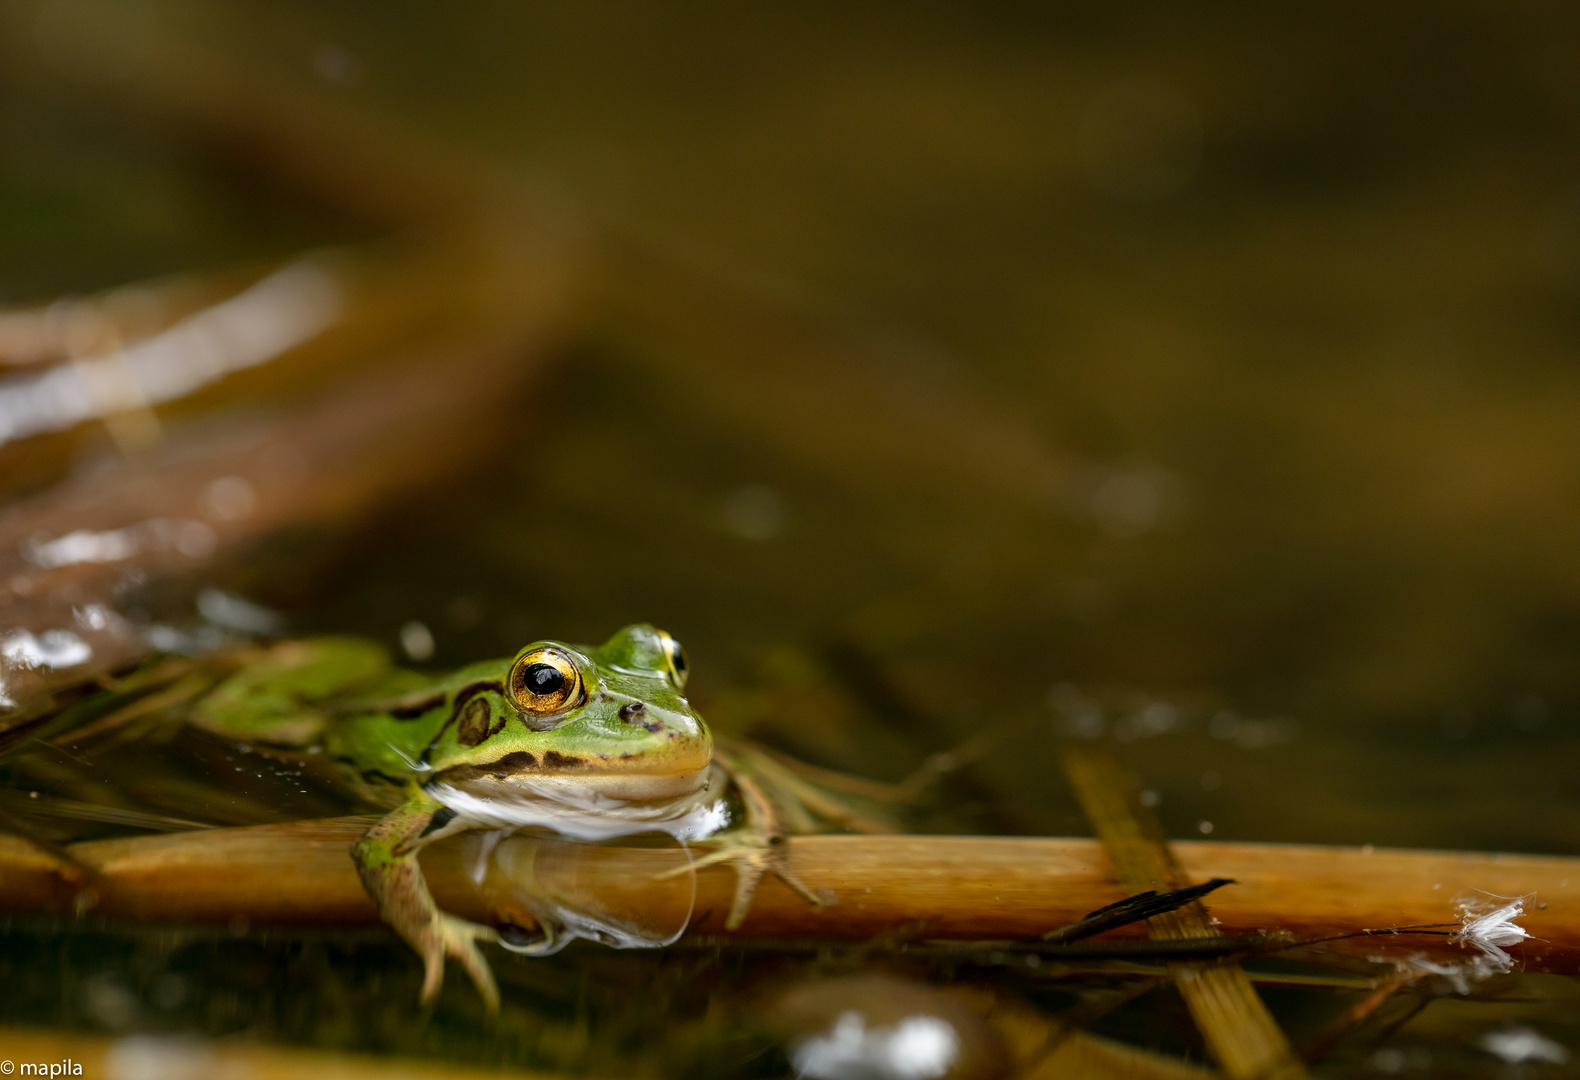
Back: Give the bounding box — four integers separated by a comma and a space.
660, 828, 825, 929
416, 912, 500, 1010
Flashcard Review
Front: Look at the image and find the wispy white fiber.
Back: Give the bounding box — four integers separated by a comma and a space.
1452, 894, 1531, 972
1378, 893, 1534, 994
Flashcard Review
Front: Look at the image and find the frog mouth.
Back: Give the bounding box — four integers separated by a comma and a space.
425, 762, 730, 842
429, 731, 714, 802
431, 749, 712, 803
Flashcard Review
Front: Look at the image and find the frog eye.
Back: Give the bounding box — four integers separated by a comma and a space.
508, 647, 585, 718
657, 630, 689, 691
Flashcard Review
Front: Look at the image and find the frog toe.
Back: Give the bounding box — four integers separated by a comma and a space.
418, 914, 500, 1012
665, 831, 824, 930
722, 849, 769, 930
723, 840, 824, 929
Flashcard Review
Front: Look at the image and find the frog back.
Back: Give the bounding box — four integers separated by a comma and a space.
324, 657, 513, 781
189, 637, 393, 746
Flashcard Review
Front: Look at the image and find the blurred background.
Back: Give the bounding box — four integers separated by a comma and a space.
4, 0, 1580, 848
2, 0, 1580, 1072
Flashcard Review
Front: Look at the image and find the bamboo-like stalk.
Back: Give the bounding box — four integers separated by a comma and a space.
1061, 748, 1307, 1080
972, 987, 1217, 1080
1, 819, 1576, 973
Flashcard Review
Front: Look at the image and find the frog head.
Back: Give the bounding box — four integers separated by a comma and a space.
426, 624, 712, 806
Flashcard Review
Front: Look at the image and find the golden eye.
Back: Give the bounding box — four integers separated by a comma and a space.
657, 630, 688, 691
508, 648, 584, 718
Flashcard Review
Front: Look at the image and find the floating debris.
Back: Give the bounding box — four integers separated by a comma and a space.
1378, 896, 1533, 993
1042, 877, 1236, 944
1453, 894, 1531, 971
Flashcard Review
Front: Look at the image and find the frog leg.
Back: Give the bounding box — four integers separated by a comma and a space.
193, 638, 392, 747
757, 748, 915, 802
717, 738, 901, 834
352, 794, 501, 1011
724, 743, 900, 835
53, 669, 219, 749
662, 751, 825, 930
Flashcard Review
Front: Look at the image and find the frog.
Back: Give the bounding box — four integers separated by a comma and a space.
180, 623, 875, 1011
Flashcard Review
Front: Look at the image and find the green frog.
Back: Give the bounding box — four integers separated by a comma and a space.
179, 623, 880, 1011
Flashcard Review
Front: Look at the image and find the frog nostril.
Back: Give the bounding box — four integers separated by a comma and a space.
618, 702, 645, 724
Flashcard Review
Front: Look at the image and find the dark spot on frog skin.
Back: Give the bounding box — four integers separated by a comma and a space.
419, 680, 506, 763
542, 750, 583, 768
420, 806, 457, 837
434, 751, 539, 783
455, 697, 495, 746
488, 751, 538, 775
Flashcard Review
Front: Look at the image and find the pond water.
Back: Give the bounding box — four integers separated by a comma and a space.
2, 1, 1579, 1075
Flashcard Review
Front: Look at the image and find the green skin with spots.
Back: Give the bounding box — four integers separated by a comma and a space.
191, 623, 715, 1011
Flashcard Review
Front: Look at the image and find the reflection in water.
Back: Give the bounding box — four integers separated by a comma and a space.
468, 831, 700, 953
435, 767, 731, 952
763, 974, 1009, 1080
23, 517, 217, 569
0, 627, 90, 670
194, 588, 284, 636
0, 626, 92, 705
792, 1011, 960, 1080
1480, 1028, 1571, 1066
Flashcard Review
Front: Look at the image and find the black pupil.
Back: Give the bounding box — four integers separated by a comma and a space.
671, 648, 687, 673
524, 663, 565, 696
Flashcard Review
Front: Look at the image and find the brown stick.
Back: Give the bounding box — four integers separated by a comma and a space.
2, 819, 1577, 972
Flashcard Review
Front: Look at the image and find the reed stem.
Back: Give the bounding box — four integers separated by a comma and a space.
0, 819, 1574, 974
